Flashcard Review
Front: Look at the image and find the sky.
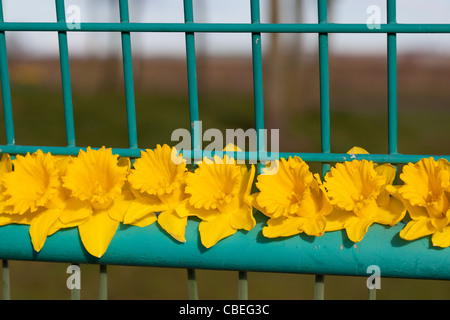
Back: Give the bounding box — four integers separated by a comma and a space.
3, 0, 450, 58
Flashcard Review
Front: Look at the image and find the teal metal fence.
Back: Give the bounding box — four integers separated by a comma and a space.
0, 0, 450, 300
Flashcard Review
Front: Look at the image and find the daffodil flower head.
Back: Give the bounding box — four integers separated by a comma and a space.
125, 144, 189, 242
0, 154, 13, 214
3, 150, 61, 215
63, 147, 127, 210
324, 147, 405, 243
1, 151, 75, 252
176, 148, 255, 248
393, 157, 450, 247
252, 156, 332, 238
128, 144, 186, 197
0, 153, 27, 226
325, 160, 385, 216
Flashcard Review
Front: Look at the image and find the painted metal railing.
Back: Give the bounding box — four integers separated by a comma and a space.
0, 0, 450, 300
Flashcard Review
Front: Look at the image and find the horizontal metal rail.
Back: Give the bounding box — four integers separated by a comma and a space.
0, 145, 448, 164
0, 216, 449, 280
1, 22, 450, 33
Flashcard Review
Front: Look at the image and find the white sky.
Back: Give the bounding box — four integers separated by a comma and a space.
3, 0, 450, 58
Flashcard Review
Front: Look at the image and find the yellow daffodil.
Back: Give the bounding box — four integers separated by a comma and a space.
125, 144, 189, 242
176, 147, 255, 248
251, 156, 332, 238
0, 151, 71, 251
323, 147, 405, 243
62, 147, 132, 258
388, 157, 450, 247
0, 154, 25, 226
0, 154, 13, 215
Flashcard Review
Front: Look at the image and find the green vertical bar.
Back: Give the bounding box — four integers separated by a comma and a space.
0, 1, 13, 301
315, 0, 331, 299
55, 0, 76, 147
98, 264, 108, 300
183, 1, 200, 299
318, 0, 331, 159
368, 287, 377, 300
238, 271, 248, 300
387, 0, 397, 154
250, 0, 265, 175
119, 0, 138, 149
70, 263, 80, 300
187, 268, 198, 300
2, 259, 10, 300
0, 0, 14, 145
318, 0, 331, 176
184, 0, 201, 162
242, 0, 264, 299
314, 274, 325, 300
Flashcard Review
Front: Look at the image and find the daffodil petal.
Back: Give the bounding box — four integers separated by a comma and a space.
347, 146, 369, 155
59, 198, 92, 225
431, 226, 450, 248
0, 213, 31, 226
374, 197, 406, 226
375, 163, 396, 185
107, 189, 134, 223
324, 208, 353, 232
29, 208, 62, 252
128, 213, 158, 228
230, 204, 255, 231
240, 165, 255, 205
0, 201, 13, 215
248, 193, 265, 214
198, 213, 236, 248
374, 164, 396, 206
430, 216, 448, 231
158, 209, 188, 242
118, 157, 131, 172
78, 210, 120, 258
0, 154, 11, 176
387, 184, 427, 221
405, 202, 429, 221
399, 219, 435, 241
302, 215, 327, 237
262, 216, 305, 238
175, 198, 220, 221
344, 216, 373, 243
123, 197, 165, 226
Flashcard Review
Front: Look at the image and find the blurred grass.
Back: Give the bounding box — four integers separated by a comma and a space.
1, 55, 450, 299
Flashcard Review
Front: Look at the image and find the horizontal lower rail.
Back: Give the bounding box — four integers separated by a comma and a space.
0, 215, 449, 280
1, 22, 450, 33
0, 144, 449, 164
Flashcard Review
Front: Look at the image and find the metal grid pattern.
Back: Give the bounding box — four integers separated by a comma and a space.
1, 0, 450, 300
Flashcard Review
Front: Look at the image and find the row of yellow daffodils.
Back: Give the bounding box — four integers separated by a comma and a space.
0, 144, 255, 258
254, 146, 450, 248
0, 144, 448, 258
